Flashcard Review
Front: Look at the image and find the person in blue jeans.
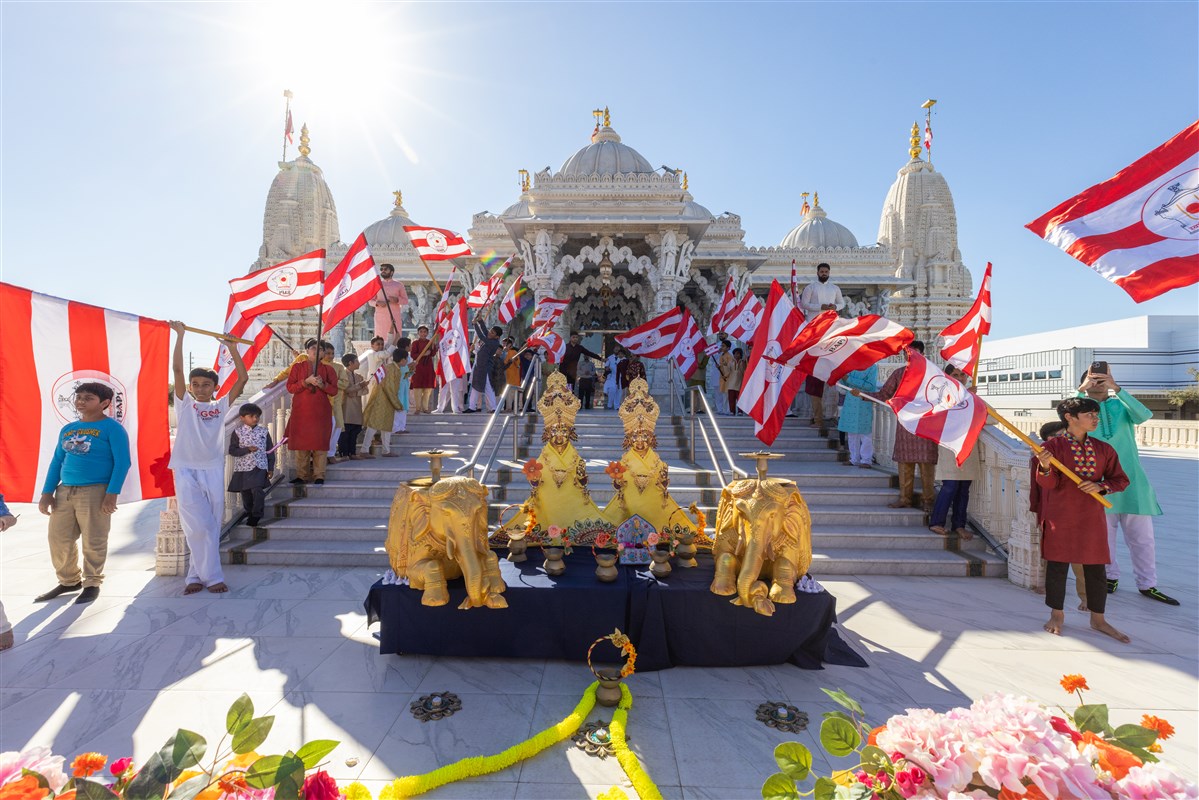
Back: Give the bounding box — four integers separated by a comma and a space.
928, 366, 978, 540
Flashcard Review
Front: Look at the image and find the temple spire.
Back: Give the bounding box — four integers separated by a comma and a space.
518, 169, 530, 193
909, 122, 921, 160
393, 190, 403, 207
299, 123, 311, 158
603, 106, 611, 127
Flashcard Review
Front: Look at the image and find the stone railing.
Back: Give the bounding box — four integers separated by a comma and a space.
156, 382, 293, 576
872, 411, 1045, 591
1003, 417, 1199, 450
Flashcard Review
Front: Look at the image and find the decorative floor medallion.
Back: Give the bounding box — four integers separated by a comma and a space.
572, 719, 624, 759
410, 691, 462, 722
756, 701, 808, 733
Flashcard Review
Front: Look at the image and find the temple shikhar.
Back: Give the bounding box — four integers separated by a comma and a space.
245, 110, 976, 395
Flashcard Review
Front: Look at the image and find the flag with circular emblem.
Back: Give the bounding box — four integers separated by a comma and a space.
404, 225, 473, 261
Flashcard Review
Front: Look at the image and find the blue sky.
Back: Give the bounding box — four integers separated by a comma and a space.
2, 1, 1196, 364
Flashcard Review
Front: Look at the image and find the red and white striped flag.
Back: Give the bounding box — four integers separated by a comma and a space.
321, 233, 381, 329
1026, 121, 1199, 303
285, 109, 294, 145
704, 341, 722, 357
437, 298, 471, 380
528, 327, 566, 364
938, 261, 992, 377
790, 259, 800, 309
404, 226, 473, 260
708, 277, 737, 335
924, 120, 933, 153
214, 298, 275, 398
887, 350, 988, 466
736, 280, 805, 445
669, 309, 706, 379
433, 264, 459, 326
497, 274, 524, 324
724, 291, 765, 341
776, 310, 914, 389
532, 296, 571, 328
229, 250, 325, 318
615, 307, 686, 359
466, 257, 511, 309
0, 283, 174, 502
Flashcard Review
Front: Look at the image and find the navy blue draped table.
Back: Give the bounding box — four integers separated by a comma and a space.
364, 551, 866, 670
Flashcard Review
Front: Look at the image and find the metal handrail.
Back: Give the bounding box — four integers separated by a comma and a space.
455, 363, 539, 475
478, 368, 541, 483
687, 386, 749, 486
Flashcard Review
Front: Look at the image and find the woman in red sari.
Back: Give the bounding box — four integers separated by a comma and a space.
1031, 397, 1130, 643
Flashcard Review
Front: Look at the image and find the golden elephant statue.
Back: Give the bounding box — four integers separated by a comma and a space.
709, 477, 812, 616
385, 476, 508, 610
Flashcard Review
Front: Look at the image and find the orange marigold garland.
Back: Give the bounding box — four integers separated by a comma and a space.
70, 753, 106, 778
587, 628, 637, 679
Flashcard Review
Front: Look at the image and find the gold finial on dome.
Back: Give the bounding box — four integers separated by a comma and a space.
682, 171, 688, 191
538, 372, 581, 444
618, 378, 660, 451
518, 168, 530, 193
393, 190, 403, 208
299, 123, 311, 157
800, 192, 811, 216
909, 122, 921, 160
603, 106, 611, 127
813, 191, 820, 208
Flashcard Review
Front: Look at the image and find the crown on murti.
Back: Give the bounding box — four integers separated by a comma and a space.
618, 378, 659, 435
538, 371, 580, 434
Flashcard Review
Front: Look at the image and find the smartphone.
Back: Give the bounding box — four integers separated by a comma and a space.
1089, 361, 1108, 375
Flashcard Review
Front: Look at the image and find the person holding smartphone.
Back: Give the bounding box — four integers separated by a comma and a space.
1077, 365, 1178, 606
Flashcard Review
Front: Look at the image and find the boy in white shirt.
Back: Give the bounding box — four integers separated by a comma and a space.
169, 321, 247, 595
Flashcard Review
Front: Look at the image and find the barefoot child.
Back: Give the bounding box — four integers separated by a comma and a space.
170, 321, 247, 595
228, 403, 275, 528
1030, 397, 1130, 643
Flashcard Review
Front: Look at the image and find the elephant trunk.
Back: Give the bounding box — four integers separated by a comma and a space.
457, 541, 487, 606
737, 537, 767, 606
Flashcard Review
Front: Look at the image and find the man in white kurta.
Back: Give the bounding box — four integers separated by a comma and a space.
798, 263, 845, 318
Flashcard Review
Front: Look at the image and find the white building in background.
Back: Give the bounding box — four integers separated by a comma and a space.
975, 315, 1199, 419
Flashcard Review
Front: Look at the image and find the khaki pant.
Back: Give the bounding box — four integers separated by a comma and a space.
810, 395, 824, 428
293, 450, 328, 481
897, 462, 936, 509
47, 483, 111, 588
411, 388, 432, 414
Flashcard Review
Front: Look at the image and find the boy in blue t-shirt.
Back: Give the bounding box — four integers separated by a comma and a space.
35, 382, 131, 605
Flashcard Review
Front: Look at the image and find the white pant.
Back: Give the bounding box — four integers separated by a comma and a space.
1105, 514, 1156, 589
605, 382, 622, 409
361, 427, 391, 454
328, 424, 342, 457
436, 377, 465, 413
391, 410, 408, 433
847, 433, 873, 466
0, 600, 10, 636
469, 384, 496, 412
174, 466, 226, 586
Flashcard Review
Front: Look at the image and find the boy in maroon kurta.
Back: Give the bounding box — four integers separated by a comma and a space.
286, 338, 339, 485
1031, 397, 1130, 643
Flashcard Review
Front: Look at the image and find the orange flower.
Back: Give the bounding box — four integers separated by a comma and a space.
1079, 732, 1142, 780
0, 776, 51, 800
1141, 714, 1175, 740
867, 725, 886, 747
998, 785, 1048, 800
1059, 674, 1089, 694
71, 753, 107, 778
605, 461, 627, 480
522, 458, 542, 482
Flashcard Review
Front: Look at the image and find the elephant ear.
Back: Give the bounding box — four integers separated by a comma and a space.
387, 485, 430, 577
776, 488, 812, 576
733, 498, 752, 557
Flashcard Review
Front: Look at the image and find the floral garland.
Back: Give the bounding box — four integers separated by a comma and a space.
587, 629, 638, 679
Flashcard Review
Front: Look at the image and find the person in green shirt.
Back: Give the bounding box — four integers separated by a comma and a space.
1078, 368, 1178, 606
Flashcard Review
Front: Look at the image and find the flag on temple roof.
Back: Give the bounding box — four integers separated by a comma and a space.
938, 261, 992, 377
228, 250, 325, 317
737, 280, 805, 446
321, 234, 381, 330
215, 298, 275, 399
497, 274, 524, 325
887, 350, 988, 466
723, 291, 765, 341
924, 120, 932, 152
0, 283, 174, 502
669, 309, 706, 380
615, 306, 686, 359
1026, 121, 1199, 302
776, 310, 914, 389
285, 109, 294, 145
404, 226, 472, 260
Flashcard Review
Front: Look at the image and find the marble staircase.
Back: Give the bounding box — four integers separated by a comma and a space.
220, 409, 1006, 578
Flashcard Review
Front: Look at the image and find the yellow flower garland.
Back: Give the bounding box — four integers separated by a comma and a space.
372, 680, 664, 800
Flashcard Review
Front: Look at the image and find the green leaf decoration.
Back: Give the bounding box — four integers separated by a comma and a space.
761, 772, 801, 800
1073, 704, 1110, 734
813, 777, 838, 800
820, 717, 861, 757
169, 730, 207, 770
226, 694, 254, 736
272, 753, 307, 800
821, 710, 856, 726
1113, 724, 1158, 748
860, 744, 891, 772
123, 753, 175, 800
244, 755, 283, 790
821, 688, 865, 716
295, 740, 339, 771
772, 742, 812, 782
166, 774, 212, 800
232, 716, 275, 755
835, 785, 873, 800
72, 780, 119, 800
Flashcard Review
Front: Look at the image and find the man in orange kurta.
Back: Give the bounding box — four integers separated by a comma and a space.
286, 338, 339, 484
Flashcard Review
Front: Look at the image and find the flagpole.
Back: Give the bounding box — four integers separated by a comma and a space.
269, 327, 300, 354
374, 263, 403, 345
180, 325, 253, 346
418, 256, 444, 295
282, 89, 293, 162
968, 338, 985, 389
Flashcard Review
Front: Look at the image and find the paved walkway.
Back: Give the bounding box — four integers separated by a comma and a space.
2, 450, 1195, 798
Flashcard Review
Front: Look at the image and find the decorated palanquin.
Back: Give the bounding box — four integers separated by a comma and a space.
496, 371, 613, 544
603, 378, 698, 542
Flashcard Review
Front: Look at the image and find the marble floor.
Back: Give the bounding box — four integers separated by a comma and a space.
2, 450, 1196, 799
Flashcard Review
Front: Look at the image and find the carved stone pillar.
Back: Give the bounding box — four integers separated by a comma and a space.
155, 498, 188, 576
644, 230, 695, 406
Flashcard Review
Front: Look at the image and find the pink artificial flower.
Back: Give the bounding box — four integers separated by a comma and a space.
109, 758, 134, 777
854, 771, 874, 788
1114, 764, 1199, 800
874, 770, 892, 789
301, 771, 339, 800
895, 766, 926, 798
0, 748, 69, 793
1049, 716, 1082, 745
646, 532, 660, 546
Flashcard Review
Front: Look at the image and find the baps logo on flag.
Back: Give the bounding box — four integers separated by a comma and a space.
814, 336, 849, 356
267, 267, 299, 296
425, 230, 449, 253
641, 329, 662, 350
925, 375, 969, 412
763, 341, 785, 383
737, 309, 757, 331
440, 329, 460, 354
51, 370, 128, 424
335, 273, 353, 301
1146, 170, 1199, 239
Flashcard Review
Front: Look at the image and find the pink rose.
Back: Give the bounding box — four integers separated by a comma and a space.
896, 767, 927, 798
1048, 715, 1082, 744
301, 771, 339, 800
854, 771, 874, 788
110, 758, 134, 777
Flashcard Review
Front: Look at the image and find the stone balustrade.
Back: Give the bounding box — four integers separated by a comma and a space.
1002, 417, 1199, 450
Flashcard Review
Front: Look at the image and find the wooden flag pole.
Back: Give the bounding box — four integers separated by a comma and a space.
984, 404, 1112, 509
182, 325, 253, 346
418, 256, 444, 295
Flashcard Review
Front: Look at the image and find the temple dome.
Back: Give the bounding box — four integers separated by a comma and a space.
559, 124, 654, 176
681, 199, 714, 220
258, 148, 340, 261
363, 195, 418, 250
780, 203, 858, 249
